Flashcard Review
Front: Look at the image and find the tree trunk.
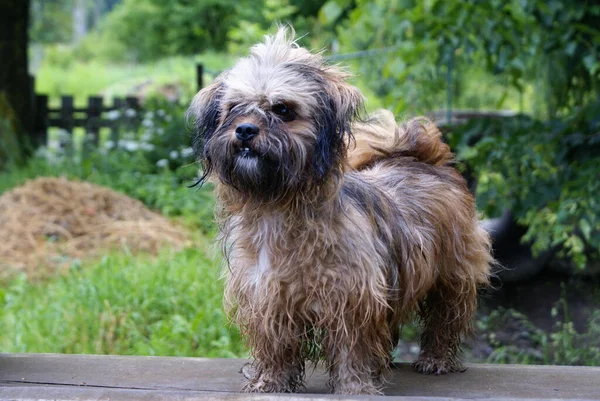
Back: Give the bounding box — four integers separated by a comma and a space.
0, 0, 31, 165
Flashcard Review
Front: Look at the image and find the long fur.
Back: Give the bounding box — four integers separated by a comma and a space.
188, 27, 493, 395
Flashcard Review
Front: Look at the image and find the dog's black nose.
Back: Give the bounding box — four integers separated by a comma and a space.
235, 123, 259, 141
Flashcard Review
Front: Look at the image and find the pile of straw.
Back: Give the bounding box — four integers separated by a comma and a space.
0, 177, 190, 277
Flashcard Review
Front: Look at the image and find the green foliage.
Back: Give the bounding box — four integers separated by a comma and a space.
29, 0, 72, 44
332, 0, 600, 117
227, 0, 298, 54
34, 52, 234, 106
448, 99, 600, 268
0, 248, 244, 357
479, 301, 600, 366
87, 0, 240, 62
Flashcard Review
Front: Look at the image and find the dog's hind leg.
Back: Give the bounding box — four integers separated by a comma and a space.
412, 278, 478, 375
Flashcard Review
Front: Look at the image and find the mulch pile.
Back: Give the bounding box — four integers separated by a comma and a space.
0, 177, 190, 277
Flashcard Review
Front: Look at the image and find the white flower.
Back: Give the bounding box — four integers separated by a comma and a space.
105, 140, 115, 149
180, 147, 193, 158
57, 129, 70, 139
156, 159, 168, 167
169, 150, 179, 159
145, 111, 155, 119
106, 110, 121, 120
164, 115, 172, 122
141, 143, 155, 151
142, 118, 154, 128
141, 132, 153, 142
48, 139, 60, 150
118, 140, 139, 151
35, 146, 49, 158
157, 128, 165, 135
125, 108, 137, 117
157, 109, 166, 117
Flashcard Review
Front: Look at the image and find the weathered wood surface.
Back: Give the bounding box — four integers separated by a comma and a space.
1, 354, 599, 400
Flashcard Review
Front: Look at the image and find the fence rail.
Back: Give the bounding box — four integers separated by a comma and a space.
33, 94, 141, 147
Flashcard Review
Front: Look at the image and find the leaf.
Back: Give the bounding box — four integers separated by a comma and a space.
319, 1, 343, 25
579, 219, 592, 242
583, 54, 599, 75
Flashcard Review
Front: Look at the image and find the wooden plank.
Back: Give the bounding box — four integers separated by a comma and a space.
110, 97, 123, 143
32, 94, 48, 146
1, 354, 599, 400
86, 96, 103, 146
59, 95, 75, 152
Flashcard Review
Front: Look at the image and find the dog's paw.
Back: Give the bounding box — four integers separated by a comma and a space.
241, 369, 303, 393
412, 355, 466, 375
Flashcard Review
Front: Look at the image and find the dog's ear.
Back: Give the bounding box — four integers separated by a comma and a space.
187, 77, 226, 182
312, 79, 364, 182
188, 78, 226, 157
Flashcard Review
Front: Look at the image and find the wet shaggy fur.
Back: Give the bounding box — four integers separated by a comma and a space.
187, 28, 493, 395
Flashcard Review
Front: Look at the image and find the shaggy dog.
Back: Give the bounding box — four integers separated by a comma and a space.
187, 28, 493, 395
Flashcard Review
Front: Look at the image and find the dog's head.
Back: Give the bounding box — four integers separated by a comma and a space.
187, 27, 363, 202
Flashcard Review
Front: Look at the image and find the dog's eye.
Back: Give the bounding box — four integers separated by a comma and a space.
272, 103, 295, 122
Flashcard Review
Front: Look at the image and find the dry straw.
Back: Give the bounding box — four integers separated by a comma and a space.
0, 177, 190, 278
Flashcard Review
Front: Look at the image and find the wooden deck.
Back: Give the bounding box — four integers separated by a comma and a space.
1, 354, 599, 400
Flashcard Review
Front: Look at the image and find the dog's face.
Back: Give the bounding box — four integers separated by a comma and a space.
188, 28, 363, 201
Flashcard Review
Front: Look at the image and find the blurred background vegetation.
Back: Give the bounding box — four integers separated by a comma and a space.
1, 0, 599, 365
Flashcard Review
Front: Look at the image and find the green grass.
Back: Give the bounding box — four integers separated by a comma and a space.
34, 51, 236, 107
0, 245, 245, 357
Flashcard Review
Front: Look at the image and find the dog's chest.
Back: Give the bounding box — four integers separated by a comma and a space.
244, 222, 337, 303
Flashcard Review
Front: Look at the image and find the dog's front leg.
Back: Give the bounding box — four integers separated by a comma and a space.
324, 322, 390, 395
242, 324, 305, 393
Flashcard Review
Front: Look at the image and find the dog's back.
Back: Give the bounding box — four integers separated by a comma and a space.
347, 110, 453, 170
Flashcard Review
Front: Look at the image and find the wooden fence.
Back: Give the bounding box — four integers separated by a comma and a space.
32, 94, 141, 148
30, 63, 210, 147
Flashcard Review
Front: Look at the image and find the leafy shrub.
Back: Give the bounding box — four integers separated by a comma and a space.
86, 0, 240, 62
478, 302, 600, 366
448, 99, 600, 269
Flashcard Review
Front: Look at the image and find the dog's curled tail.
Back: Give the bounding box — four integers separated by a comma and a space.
347, 109, 453, 170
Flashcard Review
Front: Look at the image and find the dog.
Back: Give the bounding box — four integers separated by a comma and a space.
187, 27, 493, 395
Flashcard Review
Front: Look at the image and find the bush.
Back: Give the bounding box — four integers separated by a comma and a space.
448, 99, 600, 269
88, 0, 239, 62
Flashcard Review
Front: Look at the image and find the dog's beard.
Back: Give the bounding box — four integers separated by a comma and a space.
206, 125, 309, 202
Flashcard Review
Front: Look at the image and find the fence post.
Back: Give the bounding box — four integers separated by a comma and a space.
87, 96, 103, 146
196, 64, 204, 91
110, 97, 123, 144
33, 94, 48, 147
60, 96, 74, 152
